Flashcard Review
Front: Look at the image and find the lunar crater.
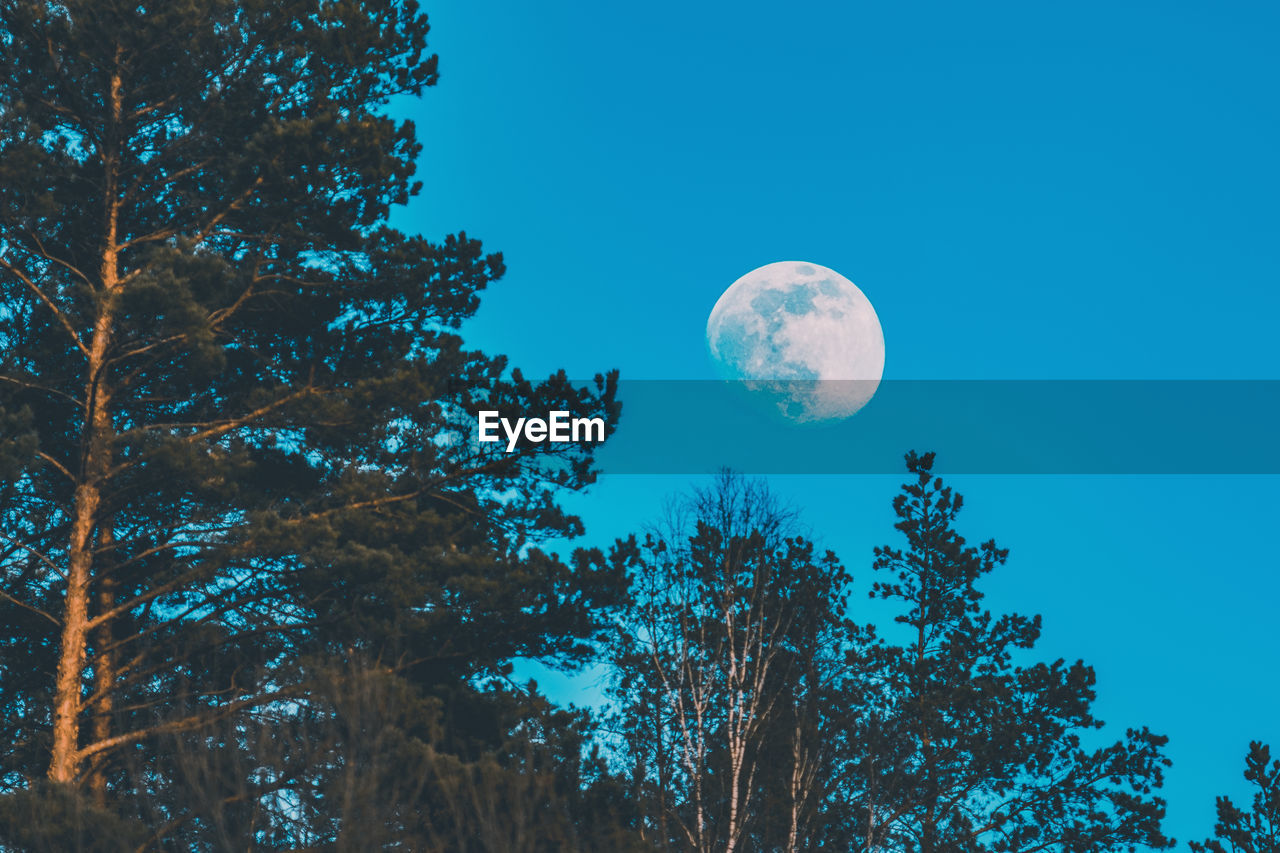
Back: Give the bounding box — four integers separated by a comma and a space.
706, 261, 885, 422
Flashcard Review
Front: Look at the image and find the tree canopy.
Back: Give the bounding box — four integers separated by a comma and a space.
857, 452, 1172, 853
0, 0, 622, 846
606, 473, 865, 852
1190, 742, 1280, 853
601, 457, 1175, 853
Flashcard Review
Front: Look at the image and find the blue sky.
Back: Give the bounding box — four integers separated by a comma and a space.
395, 1, 1278, 845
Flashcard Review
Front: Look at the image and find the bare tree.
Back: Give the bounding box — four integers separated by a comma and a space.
607, 473, 861, 853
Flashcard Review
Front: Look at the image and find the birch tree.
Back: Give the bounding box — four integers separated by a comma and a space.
608, 474, 862, 853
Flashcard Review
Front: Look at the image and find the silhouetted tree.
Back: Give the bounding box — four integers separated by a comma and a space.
107, 659, 645, 852
0, 0, 622, 845
1190, 741, 1280, 853
606, 473, 867, 853
856, 451, 1172, 853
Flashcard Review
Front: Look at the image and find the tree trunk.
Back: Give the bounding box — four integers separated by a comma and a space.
89, 525, 117, 804
48, 352, 113, 783
787, 724, 802, 853
48, 480, 99, 783
48, 62, 123, 786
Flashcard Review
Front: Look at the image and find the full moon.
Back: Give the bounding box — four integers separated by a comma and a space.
706, 261, 885, 422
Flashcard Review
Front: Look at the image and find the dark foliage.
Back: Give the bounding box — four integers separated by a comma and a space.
604, 473, 868, 852
856, 451, 1172, 853
0, 0, 629, 847
1191, 742, 1280, 853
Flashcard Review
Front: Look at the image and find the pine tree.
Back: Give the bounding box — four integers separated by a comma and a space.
1190, 742, 1280, 853
0, 0, 621, 842
858, 452, 1171, 853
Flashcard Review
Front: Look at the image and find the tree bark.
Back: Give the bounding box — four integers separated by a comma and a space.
48, 328, 114, 783
47, 61, 123, 786
89, 525, 117, 804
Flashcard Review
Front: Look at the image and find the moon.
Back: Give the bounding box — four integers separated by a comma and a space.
706, 261, 885, 422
